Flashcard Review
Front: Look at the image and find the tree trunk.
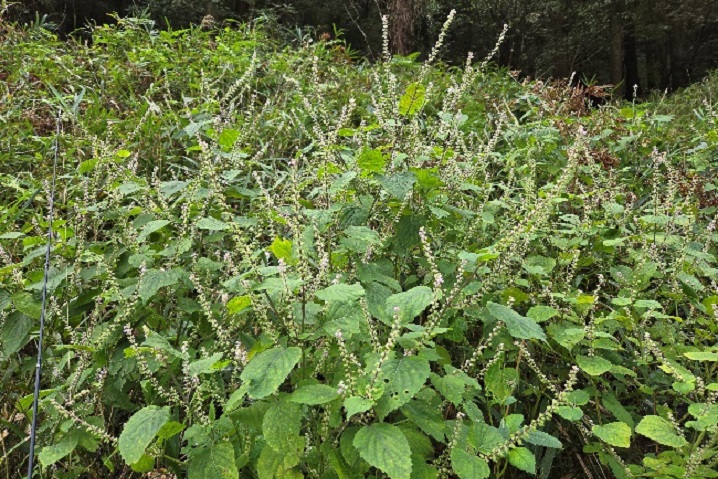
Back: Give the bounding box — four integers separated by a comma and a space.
609, 2, 625, 97
623, 20, 640, 99
388, 0, 417, 56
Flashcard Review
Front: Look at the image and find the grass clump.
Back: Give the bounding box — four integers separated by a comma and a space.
1, 11, 717, 479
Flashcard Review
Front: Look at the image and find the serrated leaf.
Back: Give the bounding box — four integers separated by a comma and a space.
12, 292, 41, 319
556, 406, 583, 421
399, 83, 426, 116
487, 302, 546, 341
525, 430, 562, 449
385, 286, 433, 325
240, 347, 302, 399
379, 172, 416, 200
353, 423, 412, 479
635, 415, 688, 448
188, 352, 224, 375
137, 220, 171, 242
451, 448, 490, 479
507, 447, 535, 474
188, 442, 238, 479
218, 128, 240, 151
344, 396, 374, 419
376, 356, 431, 417
316, 283, 366, 302
138, 268, 182, 302
526, 305, 558, 323
263, 401, 302, 450
38, 433, 79, 468
118, 406, 170, 465
592, 422, 631, 448
1, 312, 33, 356
576, 355, 612, 376
196, 217, 230, 231
227, 295, 252, 315
269, 237, 294, 264
290, 384, 340, 404
357, 148, 385, 177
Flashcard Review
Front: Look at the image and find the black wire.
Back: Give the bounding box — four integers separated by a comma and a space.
26, 109, 61, 479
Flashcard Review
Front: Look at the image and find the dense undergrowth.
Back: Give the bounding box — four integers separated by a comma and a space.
1, 11, 718, 479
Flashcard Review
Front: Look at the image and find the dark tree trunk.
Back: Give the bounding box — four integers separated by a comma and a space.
610, 2, 625, 97
623, 20, 640, 99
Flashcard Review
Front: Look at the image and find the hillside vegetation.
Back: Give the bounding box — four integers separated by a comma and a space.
1, 13, 718, 479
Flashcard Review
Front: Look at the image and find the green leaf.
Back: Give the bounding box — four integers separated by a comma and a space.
316, 283, 366, 303
635, 415, 688, 448
357, 148, 386, 177
138, 268, 182, 302
684, 351, 718, 362
269, 237, 295, 264
218, 128, 240, 151
157, 421, 185, 439
576, 355, 613, 376
240, 347, 302, 399
118, 406, 170, 465
487, 302, 546, 341
196, 217, 230, 231
385, 286, 434, 325
450, 448, 490, 479
507, 447, 535, 474
353, 423, 412, 479
290, 384, 340, 405
526, 305, 559, 323
592, 422, 631, 448
376, 356, 431, 417
344, 396, 374, 419
525, 431, 562, 449
227, 295, 252, 315
188, 352, 224, 375
188, 442, 238, 479
379, 172, 416, 200
1, 312, 33, 356
263, 401, 302, 450
137, 220, 171, 242
398, 83, 426, 116
38, 433, 79, 468
12, 292, 41, 319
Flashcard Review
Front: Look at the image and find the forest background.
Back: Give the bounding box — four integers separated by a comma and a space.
10, 0, 718, 97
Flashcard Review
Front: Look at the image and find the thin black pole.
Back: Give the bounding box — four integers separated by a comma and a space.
26, 109, 61, 479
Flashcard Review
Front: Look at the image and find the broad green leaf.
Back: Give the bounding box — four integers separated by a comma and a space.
188, 442, 238, 479
344, 396, 374, 419
357, 149, 385, 177
576, 355, 612, 376
635, 415, 688, 448
196, 217, 230, 231
1, 312, 33, 356
138, 268, 182, 302
450, 448, 490, 479
269, 237, 294, 264
316, 283, 366, 303
592, 422, 631, 448
487, 302, 546, 341
547, 324, 584, 350
353, 423, 412, 479
507, 447, 535, 474
376, 356, 431, 416
188, 352, 224, 375
379, 172, 416, 200
385, 286, 433, 325
240, 347, 302, 399
118, 406, 170, 465
683, 351, 718, 362
526, 305, 559, 323
398, 83, 426, 116
218, 128, 240, 151
137, 220, 171, 242
556, 406, 583, 421
290, 384, 340, 405
38, 433, 79, 468
325, 444, 359, 479
157, 421, 185, 439
227, 295, 252, 315
263, 401, 302, 450
525, 430, 562, 449
12, 292, 41, 319
341, 226, 381, 253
